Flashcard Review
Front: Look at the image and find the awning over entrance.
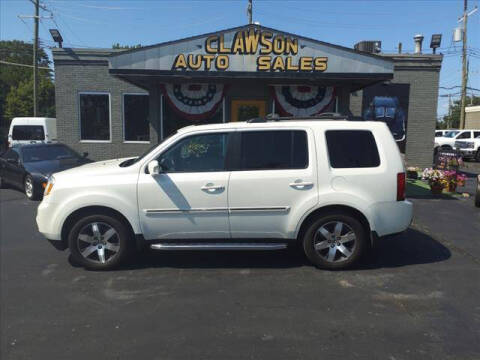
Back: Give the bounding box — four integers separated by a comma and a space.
108, 24, 393, 91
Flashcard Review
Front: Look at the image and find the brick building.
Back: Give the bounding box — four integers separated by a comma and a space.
52, 24, 442, 167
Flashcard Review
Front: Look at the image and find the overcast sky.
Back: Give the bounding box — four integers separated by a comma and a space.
1, 0, 479, 118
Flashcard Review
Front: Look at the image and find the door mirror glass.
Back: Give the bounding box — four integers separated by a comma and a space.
82, 152, 89, 158
147, 160, 160, 175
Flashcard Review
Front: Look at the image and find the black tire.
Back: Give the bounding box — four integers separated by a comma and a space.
68, 214, 132, 270
303, 213, 367, 270
24, 175, 41, 201
475, 150, 480, 163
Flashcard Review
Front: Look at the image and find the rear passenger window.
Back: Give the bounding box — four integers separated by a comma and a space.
326, 130, 380, 168
239, 130, 308, 170
12, 126, 45, 140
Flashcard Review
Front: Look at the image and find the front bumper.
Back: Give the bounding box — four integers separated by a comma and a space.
457, 149, 476, 158
36, 200, 62, 241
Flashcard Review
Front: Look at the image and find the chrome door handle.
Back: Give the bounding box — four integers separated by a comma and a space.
201, 184, 225, 192
289, 181, 313, 189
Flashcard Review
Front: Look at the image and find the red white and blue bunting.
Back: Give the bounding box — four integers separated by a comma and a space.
163, 83, 226, 121
272, 85, 335, 117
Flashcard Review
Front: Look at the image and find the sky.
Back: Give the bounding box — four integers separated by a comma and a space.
1, 0, 479, 119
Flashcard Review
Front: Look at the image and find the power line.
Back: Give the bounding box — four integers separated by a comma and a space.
0, 60, 50, 70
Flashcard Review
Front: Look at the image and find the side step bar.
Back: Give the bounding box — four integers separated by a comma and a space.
150, 243, 288, 251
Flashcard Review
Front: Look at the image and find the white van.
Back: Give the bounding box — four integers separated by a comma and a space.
8, 117, 57, 147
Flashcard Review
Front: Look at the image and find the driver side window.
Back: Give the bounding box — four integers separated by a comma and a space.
157, 133, 228, 173
457, 131, 471, 139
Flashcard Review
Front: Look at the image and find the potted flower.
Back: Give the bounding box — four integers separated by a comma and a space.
456, 173, 467, 187
422, 168, 447, 195
406, 166, 420, 179
444, 170, 457, 192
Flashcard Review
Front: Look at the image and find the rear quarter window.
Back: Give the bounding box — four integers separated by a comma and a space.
326, 130, 380, 168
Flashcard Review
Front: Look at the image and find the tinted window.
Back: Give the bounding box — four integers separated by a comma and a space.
457, 131, 471, 139
239, 130, 308, 170
80, 93, 110, 141
124, 94, 150, 142
22, 145, 80, 163
474, 131, 480, 138
158, 133, 228, 172
435, 131, 443, 137
326, 130, 380, 168
12, 125, 45, 140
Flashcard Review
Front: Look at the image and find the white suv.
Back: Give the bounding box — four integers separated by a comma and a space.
36, 118, 413, 270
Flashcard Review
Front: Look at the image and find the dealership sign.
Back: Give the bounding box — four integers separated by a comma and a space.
172, 29, 328, 72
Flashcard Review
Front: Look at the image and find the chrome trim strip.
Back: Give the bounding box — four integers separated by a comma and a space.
144, 208, 228, 214
150, 243, 288, 251
144, 206, 290, 214
229, 206, 290, 213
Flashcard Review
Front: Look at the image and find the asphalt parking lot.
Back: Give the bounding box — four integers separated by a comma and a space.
1, 184, 480, 359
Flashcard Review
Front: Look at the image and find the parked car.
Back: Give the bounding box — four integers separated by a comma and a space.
435, 129, 480, 151
435, 129, 457, 137
8, 117, 57, 147
0, 143, 91, 200
455, 134, 480, 162
36, 118, 413, 271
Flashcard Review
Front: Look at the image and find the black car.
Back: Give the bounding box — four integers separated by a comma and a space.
0, 143, 91, 200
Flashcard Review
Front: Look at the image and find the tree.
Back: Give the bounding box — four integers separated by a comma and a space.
439, 95, 480, 129
0, 40, 53, 128
4, 77, 55, 121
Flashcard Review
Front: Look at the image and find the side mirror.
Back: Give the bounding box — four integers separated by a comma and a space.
82, 152, 89, 158
147, 160, 160, 175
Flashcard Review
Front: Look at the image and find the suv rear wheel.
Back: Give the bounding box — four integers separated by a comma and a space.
68, 214, 132, 270
303, 213, 367, 270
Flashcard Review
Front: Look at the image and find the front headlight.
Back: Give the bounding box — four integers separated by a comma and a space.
44, 175, 55, 196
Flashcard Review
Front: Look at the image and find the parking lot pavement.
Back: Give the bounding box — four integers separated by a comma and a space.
1, 188, 480, 360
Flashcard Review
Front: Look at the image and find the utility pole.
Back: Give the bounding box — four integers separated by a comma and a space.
247, 0, 252, 24
33, 0, 39, 117
459, 0, 468, 130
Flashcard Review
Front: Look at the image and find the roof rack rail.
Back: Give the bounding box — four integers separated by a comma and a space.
246, 112, 360, 123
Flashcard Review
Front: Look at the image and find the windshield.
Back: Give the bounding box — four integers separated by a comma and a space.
119, 132, 177, 167
443, 131, 459, 138
22, 145, 80, 163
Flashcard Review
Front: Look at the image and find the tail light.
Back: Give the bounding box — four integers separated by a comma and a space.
397, 172, 406, 201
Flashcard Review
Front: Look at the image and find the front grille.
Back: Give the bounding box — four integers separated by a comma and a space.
455, 141, 473, 149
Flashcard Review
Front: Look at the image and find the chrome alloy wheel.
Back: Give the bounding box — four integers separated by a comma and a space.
77, 222, 120, 264
25, 177, 34, 198
313, 221, 356, 263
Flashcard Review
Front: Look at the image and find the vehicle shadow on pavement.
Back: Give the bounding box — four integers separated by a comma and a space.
359, 227, 451, 270
86, 227, 450, 271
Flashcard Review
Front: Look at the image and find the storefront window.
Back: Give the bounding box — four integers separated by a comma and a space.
80, 93, 110, 141
124, 94, 150, 142
163, 97, 223, 138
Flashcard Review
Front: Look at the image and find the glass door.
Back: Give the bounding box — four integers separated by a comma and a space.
231, 100, 266, 122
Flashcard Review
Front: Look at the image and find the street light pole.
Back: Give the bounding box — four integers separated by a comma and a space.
33, 0, 39, 117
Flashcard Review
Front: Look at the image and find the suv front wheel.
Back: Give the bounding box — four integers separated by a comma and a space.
68, 214, 132, 270
303, 213, 367, 270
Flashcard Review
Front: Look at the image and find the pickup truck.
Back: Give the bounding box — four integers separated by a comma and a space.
455, 135, 480, 162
